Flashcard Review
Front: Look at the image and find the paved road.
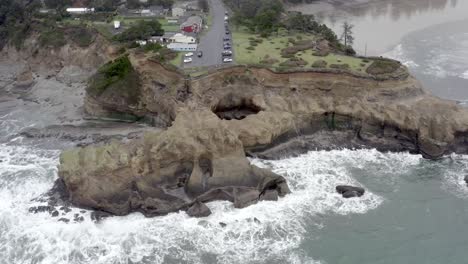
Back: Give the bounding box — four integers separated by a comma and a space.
184, 0, 233, 68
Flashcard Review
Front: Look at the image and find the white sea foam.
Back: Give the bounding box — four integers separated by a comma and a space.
440, 154, 468, 198
383, 44, 419, 68
0, 147, 429, 264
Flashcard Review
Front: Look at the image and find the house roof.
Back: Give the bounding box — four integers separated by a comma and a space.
181, 16, 202, 27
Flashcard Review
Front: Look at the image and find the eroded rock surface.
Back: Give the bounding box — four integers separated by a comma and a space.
58, 110, 290, 216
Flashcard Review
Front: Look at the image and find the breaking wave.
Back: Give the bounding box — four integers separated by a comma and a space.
0, 146, 434, 264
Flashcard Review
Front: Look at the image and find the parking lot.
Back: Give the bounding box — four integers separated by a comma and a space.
183, 0, 233, 68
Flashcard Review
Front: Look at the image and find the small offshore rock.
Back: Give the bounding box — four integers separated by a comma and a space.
51, 210, 59, 217
336, 185, 365, 198
29, 205, 52, 214
59, 206, 72, 213
219, 222, 227, 228
58, 218, 70, 223
254, 217, 261, 224
464, 175, 468, 186
186, 201, 211, 217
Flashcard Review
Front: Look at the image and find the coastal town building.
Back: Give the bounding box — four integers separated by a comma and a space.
169, 33, 196, 44
172, 7, 185, 17
180, 16, 203, 33
167, 43, 198, 51
66, 8, 95, 14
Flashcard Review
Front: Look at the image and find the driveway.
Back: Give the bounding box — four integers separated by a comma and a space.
184, 0, 233, 68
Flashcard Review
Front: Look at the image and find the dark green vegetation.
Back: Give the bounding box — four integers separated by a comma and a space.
38, 24, 96, 48
0, 0, 40, 49
87, 56, 141, 105
114, 19, 164, 43
366, 58, 401, 75
225, 0, 342, 50
0, 0, 99, 49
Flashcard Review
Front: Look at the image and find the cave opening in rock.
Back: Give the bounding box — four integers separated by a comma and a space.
213, 95, 262, 120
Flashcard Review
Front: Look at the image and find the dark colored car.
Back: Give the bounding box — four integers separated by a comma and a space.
224, 46, 231, 50
197, 51, 203, 57
223, 38, 230, 42
225, 31, 230, 35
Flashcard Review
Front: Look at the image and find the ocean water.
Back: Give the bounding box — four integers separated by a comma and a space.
1, 142, 468, 263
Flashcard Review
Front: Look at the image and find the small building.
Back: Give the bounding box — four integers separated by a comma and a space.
172, 7, 185, 17
66, 8, 95, 14
167, 43, 198, 52
114, 21, 121, 29
180, 16, 203, 33
170, 33, 196, 44
141, 9, 153, 16
150, 32, 177, 43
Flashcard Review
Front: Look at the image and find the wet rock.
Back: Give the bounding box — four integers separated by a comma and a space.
15, 68, 34, 89
58, 218, 70, 223
59, 206, 72, 213
29, 205, 53, 214
234, 189, 260, 209
219, 222, 227, 228
259, 189, 279, 201
51, 210, 59, 217
253, 217, 261, 224
91, 211, 112, 222
464, 175, 468, 186
336, 185, 365, 198
73, 214, 85, 222
186, 201, 211, 217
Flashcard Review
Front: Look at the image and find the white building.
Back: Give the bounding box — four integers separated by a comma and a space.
136, 40, 147, 46
114, 21, 121, 29
167, 43, 198, 51
172, 7, 185, 17
170, 33, 196, 44
66, 8, 95, 14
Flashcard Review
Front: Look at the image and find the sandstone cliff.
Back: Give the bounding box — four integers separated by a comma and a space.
58, 109, 290, 216
57, 54, 468, 217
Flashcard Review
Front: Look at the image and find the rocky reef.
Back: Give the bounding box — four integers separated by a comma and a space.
56, 51, 468, 217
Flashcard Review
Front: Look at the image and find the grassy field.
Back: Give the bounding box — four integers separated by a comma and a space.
232, 30, 371, 72
169, 52, 183, 67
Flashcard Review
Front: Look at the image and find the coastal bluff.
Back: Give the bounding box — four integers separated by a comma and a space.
58, 53, 468, 217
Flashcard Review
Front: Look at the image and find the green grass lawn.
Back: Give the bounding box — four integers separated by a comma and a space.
169, 52, 183, 67
92, 22, 113, 40
232, 29, 371, 73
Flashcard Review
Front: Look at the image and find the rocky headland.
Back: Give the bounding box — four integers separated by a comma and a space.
3, 33, 468, 218
56, 50, 468, 217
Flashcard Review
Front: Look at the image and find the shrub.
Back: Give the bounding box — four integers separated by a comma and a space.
366, 58, 401, 75
39, 28, 66, 48
280, 57, 307, 67
330, 64, 350, 69
312, 50, 329, 57
67, 26, 95, 47
246, 46, 255, 50
312, 60, 327, 68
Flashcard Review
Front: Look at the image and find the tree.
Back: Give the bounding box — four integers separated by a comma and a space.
198, 0, 209, 12
114, 19, 164, 42
340, 21, 354, 47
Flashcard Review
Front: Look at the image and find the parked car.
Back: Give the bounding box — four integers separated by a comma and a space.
222, 50, 233, 55
184, 52, 194, 57
183, 58, 193, 63
225, 31, 230, 35
197, 51, 203, 57
223, 58, 233, 63
223, 37, 230, 41
224, 46, 231, 50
